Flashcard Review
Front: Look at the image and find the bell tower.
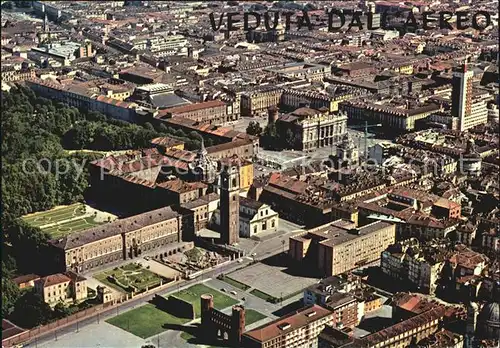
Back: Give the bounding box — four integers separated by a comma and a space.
220, 164, 240, 245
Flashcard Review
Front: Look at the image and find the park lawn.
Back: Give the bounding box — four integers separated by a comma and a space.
106, 303, 189, 339
250, 289, 277, 303
219, 276, 250, 291
245, 309, 267, 326
173, 284, 238, 317
94, 263, 164, 294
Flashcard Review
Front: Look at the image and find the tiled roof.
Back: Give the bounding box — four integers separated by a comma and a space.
38, 273, 71, 288
150, 136, 184, 148
361, 306, 446, 346
449, 248, 489, 270
243, 305, 332, 343
163, 100, 225, 115
157, 179, 207, 193
12, 274, 40, 286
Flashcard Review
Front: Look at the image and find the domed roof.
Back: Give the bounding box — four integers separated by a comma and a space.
476, 302, 500, 339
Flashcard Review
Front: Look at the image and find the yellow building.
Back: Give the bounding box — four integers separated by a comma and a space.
394, 63, 414, 75
239, 160, 254, 191
34, 272, 87, 306
150, 136, 185, 151
241, 87, 282, 117
220, 155, 254, 191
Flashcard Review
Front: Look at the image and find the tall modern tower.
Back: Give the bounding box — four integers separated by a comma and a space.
451, 63, 474, 132
219, 164, 240, 245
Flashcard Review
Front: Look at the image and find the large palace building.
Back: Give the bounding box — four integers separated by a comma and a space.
49, 206, 183, 273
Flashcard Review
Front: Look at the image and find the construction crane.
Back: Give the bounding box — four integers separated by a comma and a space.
348, 121, 383, 160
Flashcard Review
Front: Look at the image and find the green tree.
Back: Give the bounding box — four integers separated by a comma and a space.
53, 302, 74, 319
1, 265, 20, 317
143, 122, 155, 131
1, 1, 14, 10
246, 121, 263, 136
284, 129, 296, 149
8, 221, 50, 274
10, 291, 53, 328
63, 122, 96, 150
261, 123, 280, 149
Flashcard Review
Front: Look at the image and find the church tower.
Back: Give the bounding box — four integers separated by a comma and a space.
189, 138, 217, 184
219, 164, 240, 245
336, 133, 359, 167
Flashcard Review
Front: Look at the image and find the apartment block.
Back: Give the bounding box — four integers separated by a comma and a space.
290, 220, 396, 277
242, 305, 334, 348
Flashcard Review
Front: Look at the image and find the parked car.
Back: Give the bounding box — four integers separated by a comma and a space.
220, 288, 227, 292
230, 291, 237, 295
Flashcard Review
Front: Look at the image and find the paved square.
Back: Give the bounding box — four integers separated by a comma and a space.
227, 262, 320, 299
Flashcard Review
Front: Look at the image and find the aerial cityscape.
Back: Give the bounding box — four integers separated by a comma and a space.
0, 1, 498, 348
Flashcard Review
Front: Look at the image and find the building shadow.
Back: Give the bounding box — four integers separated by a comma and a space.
364, 266, 415, 294
272, 299, 304, 317
261, 253, 288, 267
282, 265, 322, 279
357, 316, 394, 333
260, 253, 321, 279
161, 323, 230, 347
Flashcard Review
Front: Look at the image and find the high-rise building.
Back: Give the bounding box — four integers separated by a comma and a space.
219, 163, 240, 245
451, 63, 474, 132
451, 63, 488, 131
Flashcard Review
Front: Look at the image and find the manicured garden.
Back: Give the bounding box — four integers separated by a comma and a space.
94, 263, 164, 294
21, 203, 111, 238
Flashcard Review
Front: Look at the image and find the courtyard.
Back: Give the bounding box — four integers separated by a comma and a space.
94, 262, 166, 294
21, 203, 117, 239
